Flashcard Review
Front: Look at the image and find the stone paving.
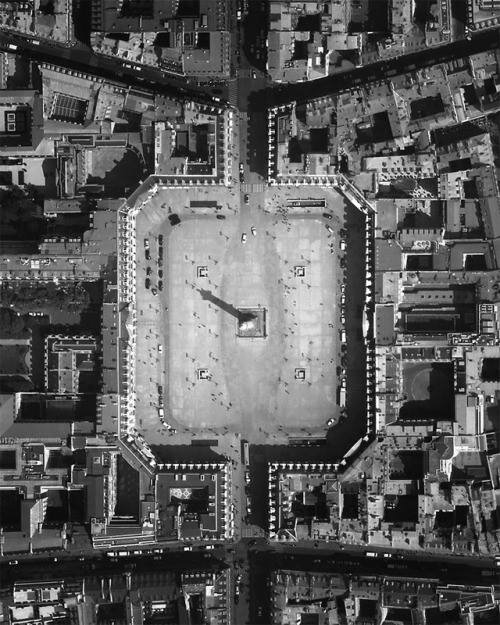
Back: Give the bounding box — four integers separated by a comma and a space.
132, 185, 345, 445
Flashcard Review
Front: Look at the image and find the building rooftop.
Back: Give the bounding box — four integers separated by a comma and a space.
155, 462, 231, 542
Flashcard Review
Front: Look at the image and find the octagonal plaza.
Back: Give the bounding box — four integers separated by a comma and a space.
127, 184, 346, 444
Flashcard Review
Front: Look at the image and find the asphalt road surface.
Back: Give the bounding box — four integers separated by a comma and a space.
2, 25, 500, 109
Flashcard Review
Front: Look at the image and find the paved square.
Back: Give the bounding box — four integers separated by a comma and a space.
132, 185, 345, 442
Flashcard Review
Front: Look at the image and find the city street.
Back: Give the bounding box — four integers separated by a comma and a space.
1, 9, 500, 625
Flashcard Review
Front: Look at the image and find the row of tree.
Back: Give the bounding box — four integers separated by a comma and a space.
0, 283, 90, 313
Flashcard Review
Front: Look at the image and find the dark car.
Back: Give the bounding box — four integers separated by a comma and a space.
146, 267, 152, 276
323, 212, 333, 219
169, 214, 181, 226
216, 214, 226, 220
244, 194, 249, 204
158, 281, 163, 291
145, 249, 151, 260
158, 270, 163, 279
145, 278, 151, 289
158, 234, 163, 245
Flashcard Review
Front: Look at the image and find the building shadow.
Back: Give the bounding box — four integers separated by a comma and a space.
399, 362, 454, 420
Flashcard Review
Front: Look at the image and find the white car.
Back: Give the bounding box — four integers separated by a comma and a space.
158, 344, 163, 353
325, 224, 334, 234
340, 239, 347, 251
183, 546, 192, 552
7, 44, 18, 51
251, 226, 256, 236
241, 233, 247, 244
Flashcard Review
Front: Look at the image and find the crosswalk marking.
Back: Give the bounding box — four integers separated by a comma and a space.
242, 182, 266, 193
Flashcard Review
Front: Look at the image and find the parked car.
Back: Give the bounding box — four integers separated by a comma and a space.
241, 233, 247, 244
